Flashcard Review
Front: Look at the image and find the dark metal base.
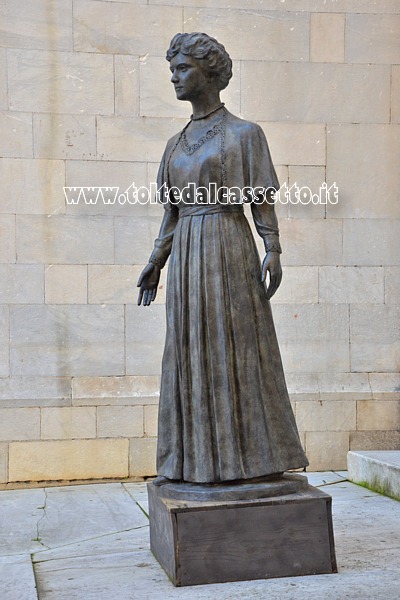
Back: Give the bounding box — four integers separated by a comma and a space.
148, 476, 337, 587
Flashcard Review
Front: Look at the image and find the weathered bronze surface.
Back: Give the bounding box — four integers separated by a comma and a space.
138, 32, 309, 484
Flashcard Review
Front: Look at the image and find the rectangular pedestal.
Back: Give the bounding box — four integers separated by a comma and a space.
148, 482, 337, 586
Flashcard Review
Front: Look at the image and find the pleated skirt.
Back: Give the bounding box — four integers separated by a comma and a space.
157, 210, 308, 483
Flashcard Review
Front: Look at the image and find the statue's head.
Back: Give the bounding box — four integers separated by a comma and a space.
166, 32, 232, 92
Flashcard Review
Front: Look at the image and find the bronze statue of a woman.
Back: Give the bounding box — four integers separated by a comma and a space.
138, 32, 308, 484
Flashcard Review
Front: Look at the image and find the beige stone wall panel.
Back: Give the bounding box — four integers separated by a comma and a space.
0, 443, 7, 483
126, 305, 166, 375
286, 372, 319, 402
41, 406, 96, 439
296, 400, 356, 432
0, 376, 71, 408
279, 218, 343, 266
66, 159, 148, 189
310, 13, 345, 63
273, 304, 350, 372
242, 62, 389, 123
258, 122, 326, 166
0, 264, 44, 304
0, 49, 7, 110
345, 14, 400, 64
115, 55, 140, 116
144, 404, 158, 437
97, 406, 143, 438
8, 49, 114, 114
384, 267, 400, 305
272, 266, 318, 304
17, 215, 114, 264
287, 372, 373, 403
73, 395, 159, 407
326, 125, 400, 219
72, 375, 160, 400
129, 437, 156, 476
0, 112, 33, 158
0, 306, 9, 377
350, 305, 400, 372
65, 160, 148, 217
0, 158, 65, 215
10, 305, 125, 377
184, 8, 309, 61
343, 219, 400, 267
73, 1, 182, 56
33, 114, 96, 160
306, 431, 349, 471
8, 439, 129, 481
149, 0, 400, 12
0, 216, 16, 263
357, 400, 400, 431
97, 116, 186, 162
318, 372, 372, 402
101, 0, 148, 4
319, 266, 384, 304
45, 265, 88, 304
0, 0, 73, 51
392, 66, 400, 124
273, 304, 350, 346
350, 430, 400, 451
368, 373, 400, 401
114, 216, 165, 265
0, 408, 40, 441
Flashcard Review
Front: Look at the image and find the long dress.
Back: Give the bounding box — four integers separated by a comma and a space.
149, 108, 308, 483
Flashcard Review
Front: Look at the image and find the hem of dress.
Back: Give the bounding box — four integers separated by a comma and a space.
157, 459, 309, 484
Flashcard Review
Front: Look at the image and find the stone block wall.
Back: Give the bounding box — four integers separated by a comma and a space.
0, 0, 399, 483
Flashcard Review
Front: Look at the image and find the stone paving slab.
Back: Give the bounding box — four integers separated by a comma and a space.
2, 475, 400, 599
325, 479, 380, 503
333, 470, 349, 478
0, 488, 46, 556
339, 545, 400, 571
123, 481, 149, 515
33, 548, 400, 600
33, 526, 149, 562
304, 470, 347, 487
37, 483, 148, 549
0, 554, 38, 600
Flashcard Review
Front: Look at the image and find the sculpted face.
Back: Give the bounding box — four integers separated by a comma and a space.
169, 52, 213, 101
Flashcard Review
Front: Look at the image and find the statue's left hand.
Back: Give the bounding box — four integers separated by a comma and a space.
261, 251, 282, 300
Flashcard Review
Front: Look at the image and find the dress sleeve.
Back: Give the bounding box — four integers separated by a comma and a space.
250, 201, 282, 254
148, 145, 179, 268
246, 124, 282, 254
148, 208, 179, 268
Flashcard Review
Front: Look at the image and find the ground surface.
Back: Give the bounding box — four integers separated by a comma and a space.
1, 472, 399, 599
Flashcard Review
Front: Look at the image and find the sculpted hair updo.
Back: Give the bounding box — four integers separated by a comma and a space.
166, 32, 233, 91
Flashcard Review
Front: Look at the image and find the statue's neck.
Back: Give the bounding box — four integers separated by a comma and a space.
190, 91, 222, 120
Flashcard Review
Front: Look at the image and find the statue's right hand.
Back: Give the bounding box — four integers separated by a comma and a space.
137, 263, 161, 306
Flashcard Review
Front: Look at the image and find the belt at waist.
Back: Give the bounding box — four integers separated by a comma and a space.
178, 204, 244, 218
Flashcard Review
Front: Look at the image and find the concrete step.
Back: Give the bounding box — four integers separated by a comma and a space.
348, 451, 400, 500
